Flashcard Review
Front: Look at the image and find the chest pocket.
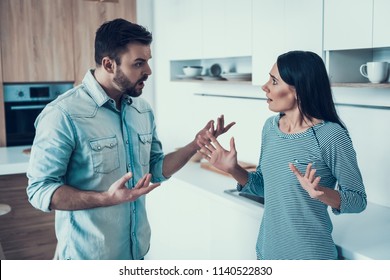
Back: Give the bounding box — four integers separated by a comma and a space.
138, 133, 152, 166
89, 136, 120, 174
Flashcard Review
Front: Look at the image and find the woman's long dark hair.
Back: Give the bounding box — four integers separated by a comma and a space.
277, 51, 346, 130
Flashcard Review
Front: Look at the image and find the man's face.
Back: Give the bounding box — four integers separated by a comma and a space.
113, 43, 152, 97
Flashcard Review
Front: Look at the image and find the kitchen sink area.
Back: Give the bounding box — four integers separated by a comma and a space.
224, 189, 264, 206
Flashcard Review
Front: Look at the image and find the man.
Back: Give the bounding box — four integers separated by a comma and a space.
26, 18, 234, 260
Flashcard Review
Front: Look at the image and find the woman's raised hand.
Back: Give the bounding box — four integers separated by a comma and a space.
197, 130, 238, 173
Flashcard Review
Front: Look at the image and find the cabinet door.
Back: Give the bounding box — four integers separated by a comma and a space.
202, 0, 252, 58
72, 0, 136, 85
252, 0, 285, 86
284, 0, 323, 55
373, 0, 390, 48
0, 0, 74, 82
154, 0, 202, 60
145, 178, 212, 259
252, 0, 323, 86
324, 0, 373, 50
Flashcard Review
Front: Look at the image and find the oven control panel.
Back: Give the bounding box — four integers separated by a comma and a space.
3, 83, 73, 102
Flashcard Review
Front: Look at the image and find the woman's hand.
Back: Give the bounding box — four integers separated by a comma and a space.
289, 162, 325, 199
197, 131, 238, 174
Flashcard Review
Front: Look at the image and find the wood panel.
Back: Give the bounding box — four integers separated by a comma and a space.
0, 0, 75, 82
0, 46, 5, 147
0, 174, 56, 260
72, 0, 137, 85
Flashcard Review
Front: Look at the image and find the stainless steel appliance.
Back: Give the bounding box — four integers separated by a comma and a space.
3, 83, 73, 146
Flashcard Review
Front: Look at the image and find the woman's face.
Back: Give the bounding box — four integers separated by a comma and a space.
261, 63, 297, 113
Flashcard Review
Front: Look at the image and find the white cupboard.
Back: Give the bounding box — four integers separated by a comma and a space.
324, 0, 390, 50
154, 0, 252, 60
154, 0, 203, 60
373, 0, 390, 48
202, 0, 252, 58
324, 0, 373, 50
145, 177, 261, 260
252, 0, 323, 85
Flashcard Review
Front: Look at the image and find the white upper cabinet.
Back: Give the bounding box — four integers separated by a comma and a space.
324, 0, 373, 50
252, 0, 323, 85
202, 0, 252, 58
154, 0, 203, 60
154, 0, 251, 60
373, 0, 390, 48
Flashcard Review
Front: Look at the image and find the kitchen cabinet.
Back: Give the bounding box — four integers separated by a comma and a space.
251, 0, 323, 85
0, 174, 56, 259
324, 0, 390, 50
145, 177, 261, 259
202, 0, 252, 59
0, 0, 136, 84
155, 0, 251, 60
154, 0, 202, 60
72, 0, 137, 85
372, 0, 390, 48
324, 0, 372, 50
0, 0, 75, 83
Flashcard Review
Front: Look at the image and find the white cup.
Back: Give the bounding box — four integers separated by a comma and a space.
359, 62, 389, 83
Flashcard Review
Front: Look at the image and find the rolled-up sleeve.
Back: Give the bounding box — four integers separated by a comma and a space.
26, 105, 75, 212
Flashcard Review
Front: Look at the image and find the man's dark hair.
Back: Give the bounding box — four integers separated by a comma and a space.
94, 18, 153, 66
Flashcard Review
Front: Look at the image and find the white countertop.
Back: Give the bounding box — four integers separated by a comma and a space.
1, 145, 389, 259
0, 145, 31, 176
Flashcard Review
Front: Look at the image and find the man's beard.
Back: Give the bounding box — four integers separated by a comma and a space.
113, 68, 148, 98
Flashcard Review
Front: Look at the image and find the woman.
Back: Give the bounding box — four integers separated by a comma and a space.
198, 51, 367, 260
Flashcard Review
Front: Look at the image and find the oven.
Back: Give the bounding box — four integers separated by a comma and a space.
3, 83, 73, 146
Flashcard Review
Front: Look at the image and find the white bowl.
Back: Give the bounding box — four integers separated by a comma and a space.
183, 66, 203, 77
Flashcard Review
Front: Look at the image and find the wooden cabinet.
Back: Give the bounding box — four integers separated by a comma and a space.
0, 0, 75, 83
0, 0, 136, 84
72, 0, 137, 85
0, 48, 5, 147
0, 174, 56, 260
252, 0, 323, 85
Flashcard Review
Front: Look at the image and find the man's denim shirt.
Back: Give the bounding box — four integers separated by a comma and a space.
26, 70, 167, 259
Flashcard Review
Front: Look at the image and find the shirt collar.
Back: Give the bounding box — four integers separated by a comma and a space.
82, 69, 111, 107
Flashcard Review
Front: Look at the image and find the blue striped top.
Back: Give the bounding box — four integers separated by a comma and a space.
239, 114, 367, 260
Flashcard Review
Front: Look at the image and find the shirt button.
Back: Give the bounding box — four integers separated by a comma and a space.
133, 209, 136, 213
97, 146, 101, 150
132, 232, 135, 237
126, 140, 129, 144
127, 163, 131, 168
110, 143, 113, 147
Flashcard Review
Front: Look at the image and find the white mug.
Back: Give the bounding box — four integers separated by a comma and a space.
359, 62, 389, 83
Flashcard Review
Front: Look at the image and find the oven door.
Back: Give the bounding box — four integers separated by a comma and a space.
5, 101, 48, 146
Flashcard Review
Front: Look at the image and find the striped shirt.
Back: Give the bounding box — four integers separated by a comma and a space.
239, 114, 367, 260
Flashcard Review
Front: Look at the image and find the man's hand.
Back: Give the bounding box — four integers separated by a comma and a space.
106, 172, 161, 205
196, 114, 236, 143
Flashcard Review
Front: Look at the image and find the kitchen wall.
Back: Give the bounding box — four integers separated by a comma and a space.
140, 1, 390, 208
